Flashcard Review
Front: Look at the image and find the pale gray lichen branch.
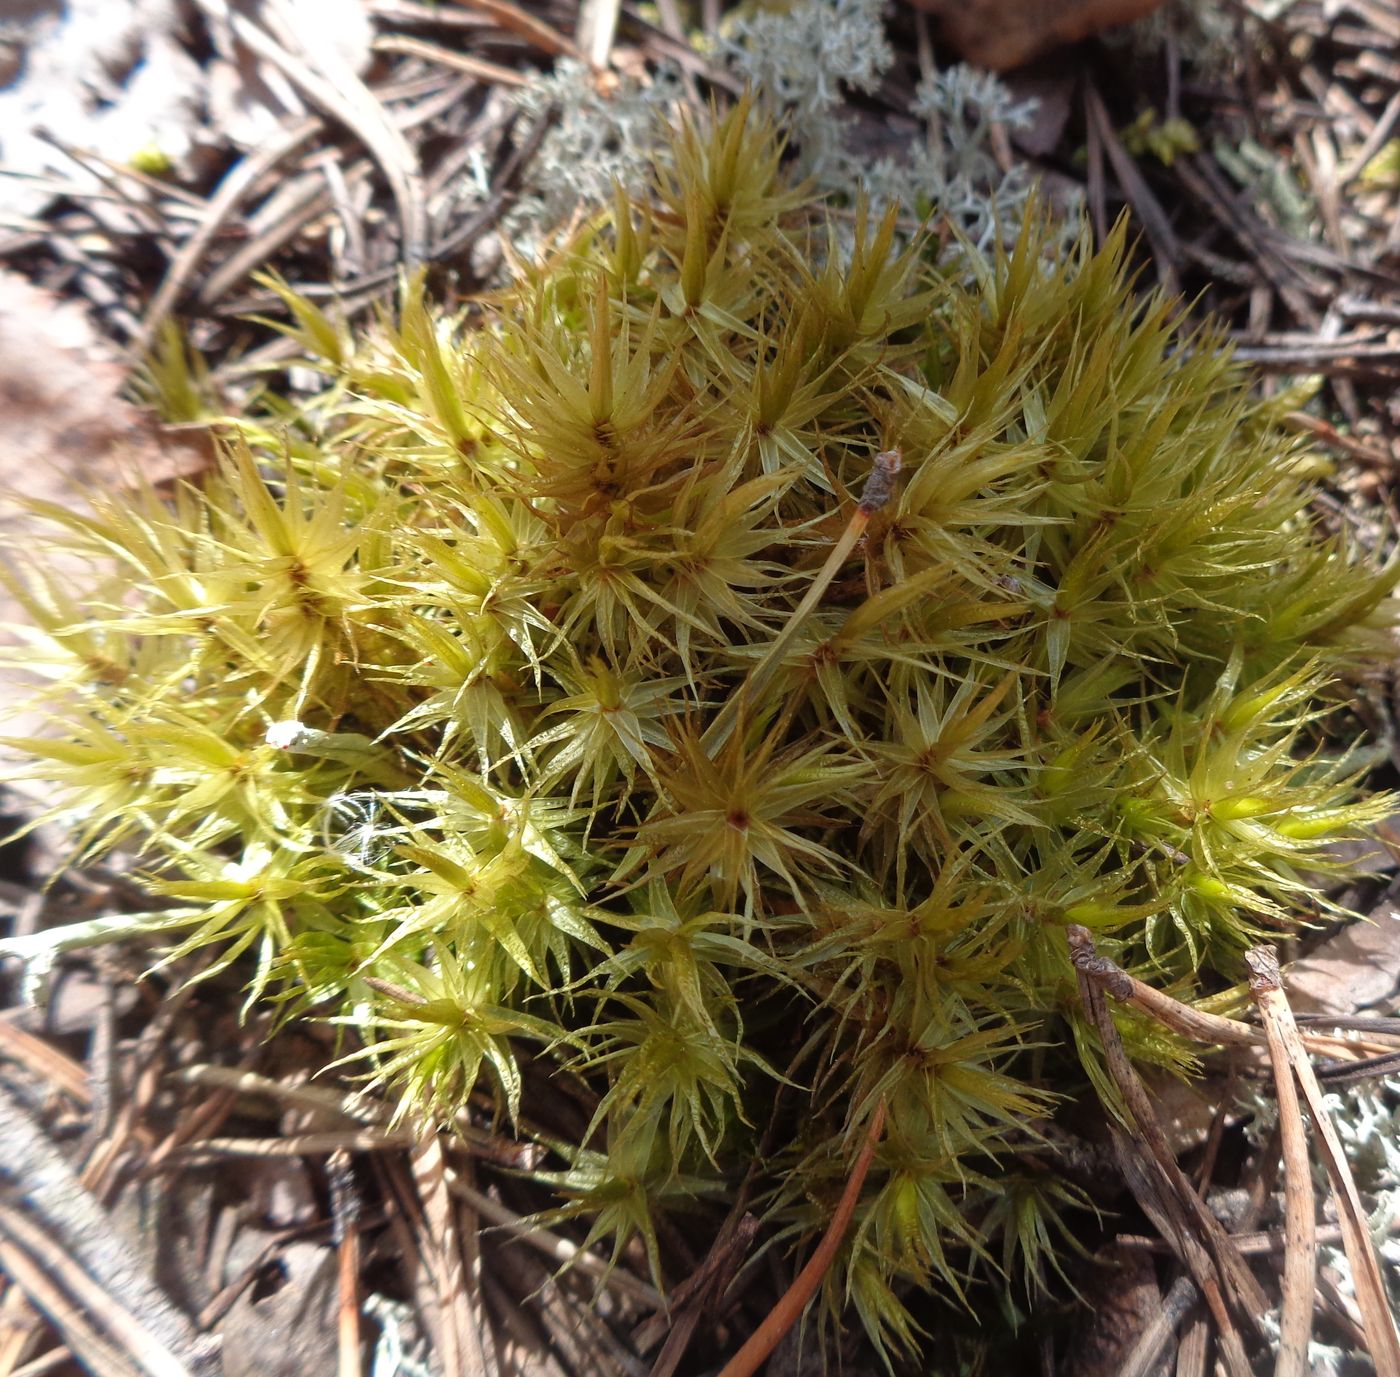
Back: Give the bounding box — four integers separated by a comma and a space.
507, 0, 1074, 266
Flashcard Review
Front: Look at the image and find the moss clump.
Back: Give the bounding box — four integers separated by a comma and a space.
5, 98, 1396, 1360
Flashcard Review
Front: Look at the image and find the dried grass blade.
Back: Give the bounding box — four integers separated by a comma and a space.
409, 1128, 493, 1377
1247, 949, 1317, 1377
224, 4, 428, 265
448, 0, 578, 56
1068, 927, 1267, 1377
133, 117, 322, 358
1247, 950, 1400, 1377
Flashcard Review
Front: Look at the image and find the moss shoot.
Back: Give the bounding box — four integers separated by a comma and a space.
5, 97, 1396, 1361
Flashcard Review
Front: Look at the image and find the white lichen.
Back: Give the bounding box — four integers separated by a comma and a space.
1243, 1070, 1400, 1374
505, 59, 683, 253
722, 0, 1063, 256
508, 0, 1070, 264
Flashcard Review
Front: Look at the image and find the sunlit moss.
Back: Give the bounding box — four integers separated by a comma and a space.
5, 98, 1396, 1362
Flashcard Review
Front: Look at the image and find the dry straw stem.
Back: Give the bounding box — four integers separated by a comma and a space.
409, 1129, 494, 1377
217, 1, 427, 266
1064, 940, 1398, 1061
1116, 1274, 1199, 1377
712, 1099, 887, 1377
1246, 947, 1317, 1377
328, 1149, 363, 1377
446, 0, 578, 57
1245, 948, 1400, 1377
1068, 926, 1266, 1377
643, 1215, 760, 1377
699, 448, 901, 756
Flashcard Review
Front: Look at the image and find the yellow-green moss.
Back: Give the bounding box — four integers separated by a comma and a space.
5, 96, 1396, 1361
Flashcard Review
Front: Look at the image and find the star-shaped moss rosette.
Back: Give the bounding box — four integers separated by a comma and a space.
4, 95, 1396, 1361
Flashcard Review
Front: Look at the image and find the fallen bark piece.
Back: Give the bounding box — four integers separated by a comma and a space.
0, 1082, 220, 1377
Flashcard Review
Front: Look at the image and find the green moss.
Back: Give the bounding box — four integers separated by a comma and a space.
5, 97, 1397, 1360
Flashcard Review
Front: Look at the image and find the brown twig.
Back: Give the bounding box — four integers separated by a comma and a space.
165, 1128, 416, 1159
372, 34, 532, 87
712, 1098, 887, 1377
1231, 337, 1400, 369
1116, 1273, 1199, 1377
446, 1175, 663, 1308
645, 1216, 760, 1377
172, 1063, 387, 1122
1083, 83, 1179, 291
328, 1150, 362, 1377
197, 158, 372, 307
1055, 938, 1397, 1060
0, 1235, 147, 1377
140, 1088, 241, 1176
218, 3, 428, 267
131, 116, 323, 359
1116, 1222, 1347, 1256
1283, 410, 1395, 470
1173, 155, 1323, 328
193, 1216, 347, 1330
1315, 1049, 1400, 1085
0, 1016, 91, 1107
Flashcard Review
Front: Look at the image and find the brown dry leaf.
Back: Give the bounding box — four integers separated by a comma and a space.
0, 271, 205, 758
905, 0, 1169, 70
1003, 67, 1077, 156
1286, 901, 1400, 1016
1144, 1072, 1222, 1158
0, 273, 166, 511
